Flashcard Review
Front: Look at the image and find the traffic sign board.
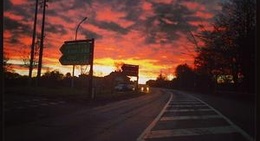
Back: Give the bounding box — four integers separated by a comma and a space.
59, 54, 91, 65
60, 41, 91, 54
122, 64, 139, 76
59, 40, 93, 65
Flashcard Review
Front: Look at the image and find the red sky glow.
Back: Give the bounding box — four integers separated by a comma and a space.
4, 0, 222, 84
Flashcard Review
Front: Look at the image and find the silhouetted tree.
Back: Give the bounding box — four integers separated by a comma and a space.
175, 64, 196, 90
41, 70, 64, 87
193, 0, 256, 92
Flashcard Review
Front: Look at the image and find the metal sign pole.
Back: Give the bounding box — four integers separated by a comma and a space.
89, 38, 94, 99
72, 17, 87, 88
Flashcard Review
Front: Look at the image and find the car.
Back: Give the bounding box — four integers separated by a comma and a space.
115, 83, 135, 91
139, 84, 150, 93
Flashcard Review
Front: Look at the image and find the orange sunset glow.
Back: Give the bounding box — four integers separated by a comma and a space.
3, 0, 222, 84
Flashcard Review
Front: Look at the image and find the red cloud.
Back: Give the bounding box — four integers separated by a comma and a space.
4, 0, 221, 83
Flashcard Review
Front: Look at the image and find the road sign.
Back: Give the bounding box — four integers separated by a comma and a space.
60, 41, 91, 54
59, 40, 93, 65
59, 54, 90, 65
122, 64, 139, 76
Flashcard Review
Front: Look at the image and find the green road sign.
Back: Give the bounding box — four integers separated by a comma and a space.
59, 54, 90, 65
60, 41, 91, 54
59, 40, 93, 65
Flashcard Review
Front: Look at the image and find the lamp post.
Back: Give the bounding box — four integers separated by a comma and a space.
71, 17, 87, 88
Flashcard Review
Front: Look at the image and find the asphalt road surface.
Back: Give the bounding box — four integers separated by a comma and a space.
4, 88, 255, 141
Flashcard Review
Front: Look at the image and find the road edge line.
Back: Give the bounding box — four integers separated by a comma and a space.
136, 92, 173, 141
189, 94, 255, 141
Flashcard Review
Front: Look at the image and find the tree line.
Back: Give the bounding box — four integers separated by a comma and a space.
147, 0, 256, 94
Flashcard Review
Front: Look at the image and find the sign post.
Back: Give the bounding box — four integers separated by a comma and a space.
122, 64, 139, 90
59, 40, 92, 65
59, 39, 94, 98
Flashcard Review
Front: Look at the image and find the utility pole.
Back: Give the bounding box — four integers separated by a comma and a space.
29, 0, 39, 86
36, 0, 47, 86
72, 17, 87, 88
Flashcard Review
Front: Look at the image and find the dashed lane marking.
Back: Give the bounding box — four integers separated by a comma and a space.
146, 126, 238, 139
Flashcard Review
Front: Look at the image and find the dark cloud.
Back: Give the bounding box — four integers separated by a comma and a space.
4, 17, 32, 35
95, 21, 129, 35
3, 0, 13, 11
81, 28, 103, 40
5, 1, 35, 22
138, 2, 198, 44
4, 16, 33, 49
45, 23, 68, 35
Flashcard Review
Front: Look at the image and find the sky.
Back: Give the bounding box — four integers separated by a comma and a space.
3, 0, 222, 84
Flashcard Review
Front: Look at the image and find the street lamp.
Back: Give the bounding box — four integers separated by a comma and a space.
75, 17, 87, 40
71, 17, 88, 88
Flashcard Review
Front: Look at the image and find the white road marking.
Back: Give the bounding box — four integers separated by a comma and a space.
136, 92, 173, 141
168, 104, 206, 107
165, 109, 212, 112
137, 91, 254, 141
189, 94, 254, 141
171, 100, 197, 102
170, 101, 202, 104
161, 115, 221, 121
146, 126, 238, 139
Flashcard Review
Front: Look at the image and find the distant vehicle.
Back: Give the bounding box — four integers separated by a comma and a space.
139, 84, 150, 93
115, 83, 135, 91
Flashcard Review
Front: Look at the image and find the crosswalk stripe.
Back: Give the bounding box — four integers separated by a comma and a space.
165, 108, 212, 112
190, 95, 254, 141
168, 104, 206, 107
161, 115, 221, 121
170, 102, 202, 104
171, 100, 197, 102
146, 126, 238, 139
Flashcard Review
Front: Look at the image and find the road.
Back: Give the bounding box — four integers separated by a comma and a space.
4, 88, 255, 141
